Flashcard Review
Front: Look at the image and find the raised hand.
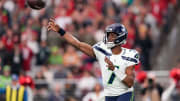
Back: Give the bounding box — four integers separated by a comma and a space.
47, 18, 60, 32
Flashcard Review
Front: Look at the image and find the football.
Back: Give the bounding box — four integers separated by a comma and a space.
27, 0, 46, 10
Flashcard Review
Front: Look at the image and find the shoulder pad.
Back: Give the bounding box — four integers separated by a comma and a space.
122, 48, 140, 64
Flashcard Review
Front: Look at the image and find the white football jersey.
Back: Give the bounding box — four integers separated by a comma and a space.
93, 41, 139, 96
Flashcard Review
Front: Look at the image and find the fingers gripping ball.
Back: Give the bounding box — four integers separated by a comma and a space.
27, 0, 46, 10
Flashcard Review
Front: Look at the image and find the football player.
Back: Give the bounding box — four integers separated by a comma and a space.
47, 19, 139, 101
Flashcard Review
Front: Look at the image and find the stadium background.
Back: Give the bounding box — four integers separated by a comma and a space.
0, 0, 180, 101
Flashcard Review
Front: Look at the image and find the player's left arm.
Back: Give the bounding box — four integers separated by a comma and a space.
122, 65, 135, 88
105, 57, 136, 88
121, 51, 139, 87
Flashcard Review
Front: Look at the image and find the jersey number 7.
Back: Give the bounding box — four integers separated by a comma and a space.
108, 66, 119, 84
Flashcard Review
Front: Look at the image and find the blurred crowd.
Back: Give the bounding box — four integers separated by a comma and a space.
0, 0, 179, 101
135, 64, 180, 101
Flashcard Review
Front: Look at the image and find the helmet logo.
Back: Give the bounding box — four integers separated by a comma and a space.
122, 27, 125, 32
109, 28, 113, 31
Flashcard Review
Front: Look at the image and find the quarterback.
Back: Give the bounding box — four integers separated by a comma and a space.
47, 19, 139, 101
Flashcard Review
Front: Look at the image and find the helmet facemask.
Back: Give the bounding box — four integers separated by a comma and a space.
104, 32, 127, 49
104, 32, 116, 49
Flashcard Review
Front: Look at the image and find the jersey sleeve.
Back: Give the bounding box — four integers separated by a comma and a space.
93, 43, 102, 60
125, 50, 140, 67
92, 42, 111, 60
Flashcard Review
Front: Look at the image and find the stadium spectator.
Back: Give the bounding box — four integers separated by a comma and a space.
20, 76, 34, 101
63, 45, 81, 68
34, 70, 49, 101
19, 73, 34, 101
0, 65, 12, 88
36, 41, 50, 65
20, 38, 33, 71
48, 46, 63, 65
0, 0, 11, 28
135, 24, 153, 70
23, 26, 39, 56
0, 40, 7, 68
54, 66, 67, 79
34, 70, 48, 90
82, 83, 105, 101
140, 73, 163, 101
78, 70, 96, 95
122, 14, 136, 49
0, 74, 28, 101
11, 43, 23, 75
102, 0, 118, 19
161, 68, 180, 101
40, 18, 48, 41
19, 71, 35, 89
1, 28, 14, 52
66, 96, 78, 101
40, 65, 53, 84
55, 7, 72, 29
161, 79, 180, 101
0, 58, 2, 73
80, 20, 96, 45
64, 71, 76, 98
3, 0, 15, 14
48, 84, 65, 101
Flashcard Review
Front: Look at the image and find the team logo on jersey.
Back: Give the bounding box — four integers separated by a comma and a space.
107, 65, 120, 84
134, 54, 139, 59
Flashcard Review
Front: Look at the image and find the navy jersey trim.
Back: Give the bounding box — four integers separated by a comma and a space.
93, 46, 112, 56
121, 56, 138, 63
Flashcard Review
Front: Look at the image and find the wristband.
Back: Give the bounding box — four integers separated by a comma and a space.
58, 28, 66, 36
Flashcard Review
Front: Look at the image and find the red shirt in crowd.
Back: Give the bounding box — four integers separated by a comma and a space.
20, 44, 33, 71
150, 0, 171, 25
16, 0, 26, 9
1, 35, 14, 52
19, 75, 35, 89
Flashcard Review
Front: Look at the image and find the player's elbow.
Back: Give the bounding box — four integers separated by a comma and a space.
123, 77, 134, 88
126, 81, 134, 88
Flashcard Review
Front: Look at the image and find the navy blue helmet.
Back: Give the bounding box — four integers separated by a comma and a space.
104, 23, 128, 48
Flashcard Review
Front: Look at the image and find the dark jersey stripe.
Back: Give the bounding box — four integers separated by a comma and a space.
121, 56, 138, 63
93, 46, 112, 56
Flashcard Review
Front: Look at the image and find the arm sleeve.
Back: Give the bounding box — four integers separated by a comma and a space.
92, 45, 105, 60
92, 42, 112, 60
